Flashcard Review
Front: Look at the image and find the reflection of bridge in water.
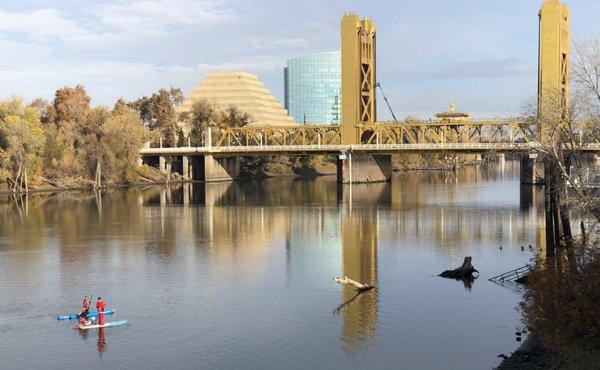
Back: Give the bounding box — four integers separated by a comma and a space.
142, 171, 546, 252
0, 166, 545, 356
138, 168, 545, 355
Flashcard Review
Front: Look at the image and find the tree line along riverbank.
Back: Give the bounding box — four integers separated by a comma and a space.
1, 84, 489, 194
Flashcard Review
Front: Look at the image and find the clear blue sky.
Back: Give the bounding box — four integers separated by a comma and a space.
1, 0, 599, 120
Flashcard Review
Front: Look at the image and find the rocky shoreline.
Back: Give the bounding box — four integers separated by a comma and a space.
496, 336, 599, 370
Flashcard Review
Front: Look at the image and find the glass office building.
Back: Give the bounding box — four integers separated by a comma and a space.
284, 51, 341, 125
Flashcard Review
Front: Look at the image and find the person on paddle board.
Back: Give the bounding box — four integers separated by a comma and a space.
96, 297, 106, 326
78, 315, 92, 326
77, 296, 91, 322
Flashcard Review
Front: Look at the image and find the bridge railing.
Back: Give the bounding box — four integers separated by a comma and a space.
211, 125, 342, 147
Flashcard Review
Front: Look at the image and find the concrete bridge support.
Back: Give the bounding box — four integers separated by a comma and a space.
337, 154, 392, 184
520, 154, 544, 185
182, 156, 190, 181
499, 154, 506, 168
190, 155, 241, 182
475, 154, 482, 165
159, 156, 167, 173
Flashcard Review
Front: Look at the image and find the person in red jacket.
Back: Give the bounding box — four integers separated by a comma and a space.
96, 297, 106, 326
77, 296, 91, 322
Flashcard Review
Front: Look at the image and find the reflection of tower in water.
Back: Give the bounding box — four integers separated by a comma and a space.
339, 203, 379, 355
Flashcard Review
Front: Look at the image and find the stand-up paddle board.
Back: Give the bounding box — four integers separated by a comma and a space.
57, 309, 115, 320
76, 320, 128, 330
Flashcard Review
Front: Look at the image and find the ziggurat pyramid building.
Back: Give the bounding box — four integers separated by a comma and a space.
180, 72, 297, 126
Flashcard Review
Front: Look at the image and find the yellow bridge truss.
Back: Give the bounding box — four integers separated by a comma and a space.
209, 120, 532, 148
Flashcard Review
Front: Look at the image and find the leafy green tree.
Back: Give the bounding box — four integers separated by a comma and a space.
185, 100, 217, 146
76, 106, 110, 180
100, 106, 148, 183
113, 98, 129, 115
129, 87, 184, 147
28, 98, 50, 124
43, 85, 92, 177
47, 85, 91, 127
218, 106, 252, 128
0, 97, 46, 190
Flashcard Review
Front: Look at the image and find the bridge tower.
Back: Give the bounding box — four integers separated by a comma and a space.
521, 0, 570, 185
341, 13, 377, 145
538, 0, 570, 121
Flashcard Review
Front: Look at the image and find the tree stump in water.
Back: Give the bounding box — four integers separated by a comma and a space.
439, 257, 479, 279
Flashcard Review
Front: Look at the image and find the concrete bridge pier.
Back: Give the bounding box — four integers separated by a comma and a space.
337, 154, 392, 184
499, 154, 506, 168
520, 154, 544, 185
159, 156, 167, 173
182, 156, 191, 181
190, 155, 241, 182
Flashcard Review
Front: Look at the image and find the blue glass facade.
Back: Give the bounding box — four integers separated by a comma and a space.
284, 51, 341, 125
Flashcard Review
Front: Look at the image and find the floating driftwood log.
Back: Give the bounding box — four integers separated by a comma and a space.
439, 256, 479, 279
333, 276, 375, 292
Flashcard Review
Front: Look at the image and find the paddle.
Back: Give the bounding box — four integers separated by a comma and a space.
87, 295, 93, 323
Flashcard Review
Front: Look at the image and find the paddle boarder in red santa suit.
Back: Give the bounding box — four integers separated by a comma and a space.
77, 295, 91, 324
96, 297, 106, 326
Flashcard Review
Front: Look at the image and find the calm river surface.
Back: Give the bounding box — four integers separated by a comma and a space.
0, 162, 545, 369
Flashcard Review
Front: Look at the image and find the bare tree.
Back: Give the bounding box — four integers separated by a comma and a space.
520, 34, 600, 252
572, 34, 600, 105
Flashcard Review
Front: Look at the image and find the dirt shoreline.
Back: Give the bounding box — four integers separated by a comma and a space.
496, 336, 565, 370
496, 335, 600, 370
0, 181, 181, 196
1, 160, 484, 196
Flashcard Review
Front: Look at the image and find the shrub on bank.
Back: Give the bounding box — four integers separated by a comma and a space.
520, 244, 600, 354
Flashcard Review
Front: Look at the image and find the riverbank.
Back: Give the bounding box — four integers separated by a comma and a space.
496, 336, 565, 369
2, 156, 492, 196
496, 336, 600, 370
0, 165, 166, 195
0, 161, 339, 196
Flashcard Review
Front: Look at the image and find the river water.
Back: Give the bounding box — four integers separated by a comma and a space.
0, 162, 545, 369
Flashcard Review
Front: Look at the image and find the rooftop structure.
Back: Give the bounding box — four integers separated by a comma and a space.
435, 100, 470, 123
179, 72, 296, 127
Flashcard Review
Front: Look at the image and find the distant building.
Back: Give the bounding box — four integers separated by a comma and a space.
284, 51, 341, 125
179, 71, 296, 127
435, 100, 470, 123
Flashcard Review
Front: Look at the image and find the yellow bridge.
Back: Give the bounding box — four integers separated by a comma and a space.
140, 1, 596, 183
140, 120, 600, 156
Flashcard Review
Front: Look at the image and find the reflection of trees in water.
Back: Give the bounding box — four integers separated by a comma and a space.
388, 166, 546, 260
214, 177, 340, 206
0, 194, 48, 252
0, 189, 178, 258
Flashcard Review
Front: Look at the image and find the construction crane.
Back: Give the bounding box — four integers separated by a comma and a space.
375, 82, 398, 122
